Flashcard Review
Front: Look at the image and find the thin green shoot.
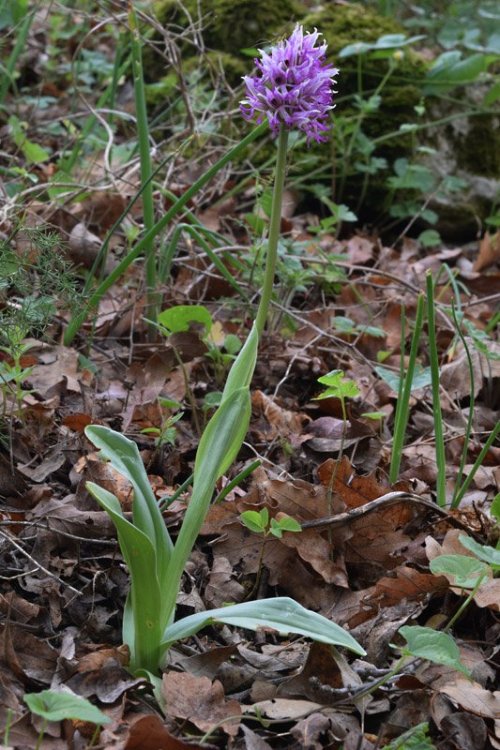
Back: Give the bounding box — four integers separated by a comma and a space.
389, 294, 425, 484
159, 223, 248, 299
158, 473, 193, 511
450, 303, 475, 509
214, 459, 261, 504
426, 272, 446, 507
451, 422, 500, 509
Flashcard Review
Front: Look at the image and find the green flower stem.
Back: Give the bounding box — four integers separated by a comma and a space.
130, 5, 158, 331
426, 272, 447, 507
162, 127, 289, 631
64, 121, 268, 345
389, 293, 425, 484
256, 125, 289, 335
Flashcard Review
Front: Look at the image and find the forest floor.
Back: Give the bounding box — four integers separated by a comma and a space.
0, 4, 499, 749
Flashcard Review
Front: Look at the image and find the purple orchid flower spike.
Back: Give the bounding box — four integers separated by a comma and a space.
240, 25, 339, 144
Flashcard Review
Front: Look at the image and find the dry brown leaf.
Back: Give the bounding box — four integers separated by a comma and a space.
440, 678, 500, 720
27, 345, 81, 396
124, 714, 200, 749
252, 390, 310, 439
162, 672, 241, 737
473, 231, 500, 272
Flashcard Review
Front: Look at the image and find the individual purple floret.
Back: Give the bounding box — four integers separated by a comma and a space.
240, 25, 338, 144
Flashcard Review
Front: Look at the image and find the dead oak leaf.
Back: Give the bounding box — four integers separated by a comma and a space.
162, 672, 241, 737
440, 678, 500, 720
364, 565, 448, 608
123, 714, 200, 749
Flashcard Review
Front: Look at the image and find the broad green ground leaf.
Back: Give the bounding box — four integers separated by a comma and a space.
459, 534, 500, 570
375, 364, 432, 393
162, 597, 365, 655
381, 722, 435, 750
429, 554, 489, 588
398, 625, 471, 677
25, 690, 110, 724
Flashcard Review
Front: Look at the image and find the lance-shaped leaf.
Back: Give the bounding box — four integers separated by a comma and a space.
222, 322, 258, 398
86, 482, 164, 673
161, 597, 365, 655
85, 425, 172, 581
194, 386, 251, 487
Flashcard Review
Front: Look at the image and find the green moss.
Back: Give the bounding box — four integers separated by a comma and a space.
183, 51, 247, 86
459, 117, 500, 178
151, 0, 304, 56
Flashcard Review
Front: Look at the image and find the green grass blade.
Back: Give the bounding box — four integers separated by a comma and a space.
0, 10, 34, 105
452, 421, 500, 509
129, 5, 157, 326
64, 121, 268, 344
162, 597, 365, 655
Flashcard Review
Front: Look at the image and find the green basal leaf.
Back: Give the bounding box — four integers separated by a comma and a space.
429, 554, 489, 588
25, 690, 110, 725
459, 534, 500, 570
157, 304, 212, 335
85, 425, 173, 567
162, 597, 366, 655
381, 722, 435, 750
398, 626, 471, 677
86, 482, 165, 672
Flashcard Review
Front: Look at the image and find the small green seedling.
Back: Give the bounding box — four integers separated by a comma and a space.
141, 400, 184, 448
240, 506, 302, 539
314, 369, 360, 421
157, 304, 242, 385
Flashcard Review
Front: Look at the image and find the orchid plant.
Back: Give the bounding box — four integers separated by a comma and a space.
85, 26, 364, 679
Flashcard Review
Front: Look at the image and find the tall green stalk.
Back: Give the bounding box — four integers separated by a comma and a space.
129, 5, 158, 332
426, 272, 447, 507
160, 126, 290, 626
